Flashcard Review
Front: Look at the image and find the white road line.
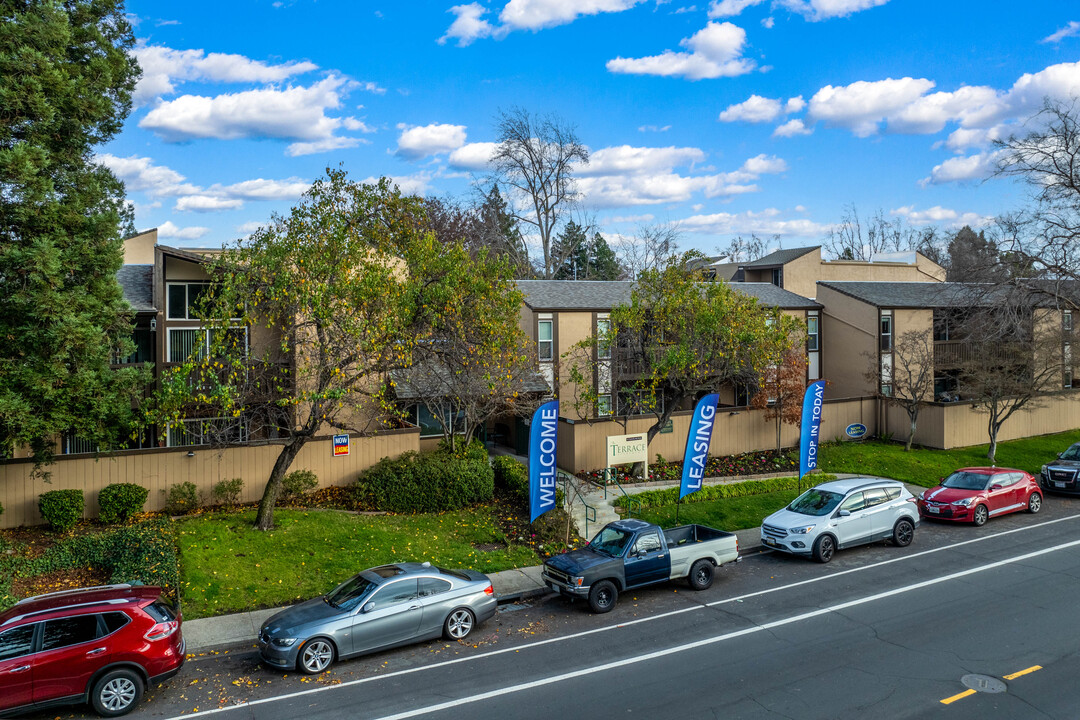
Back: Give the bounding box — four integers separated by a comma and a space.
158, 511, 1080, 720
371, 536, 1080, 720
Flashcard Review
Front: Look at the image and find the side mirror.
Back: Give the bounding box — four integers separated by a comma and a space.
360, 602, 375, 614
838, 509, 851, 517
990, 484, 1002, 491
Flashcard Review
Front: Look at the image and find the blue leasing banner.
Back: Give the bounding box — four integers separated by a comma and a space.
529, 400, 560, 523
799, 380, 827, 481
680, 394, 719, 500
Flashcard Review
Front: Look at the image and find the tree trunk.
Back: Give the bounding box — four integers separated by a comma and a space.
986, 415, 1000, 463
906, 408, 917, 452
254, 437, 308, 531
775, 414, 781, 454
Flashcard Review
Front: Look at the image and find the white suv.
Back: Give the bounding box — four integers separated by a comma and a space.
760, 477, 919, 563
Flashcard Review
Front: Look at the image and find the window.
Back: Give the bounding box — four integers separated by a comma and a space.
63, 433, 97, 455
168, 327, 247, 363
597, 395, 612, 417
167, 417, 248, 447
806, 314, 819, 352
770, 268, 781, 287
42, 615, 99, 651
368, 579, 418, 611
1066, 341, 1073, 389
596, 316, 611, 360
418, 578, 452, 598
112, 328, 154, 365
618, 388, 659, 416
1066, 310, 1073, 332
0, 624, 35, 661
538, 318, 553, 361
838, 491, 867, 514
101, 612, 130, 635
862, 487, 889, 508
406, 404, 463, 438
879, 311, 893, 353
633, 532, 662, 555
884, 487, 901, 501
167, 282, 211, 320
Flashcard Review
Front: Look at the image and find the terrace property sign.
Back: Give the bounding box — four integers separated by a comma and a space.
606, 433, 648, 482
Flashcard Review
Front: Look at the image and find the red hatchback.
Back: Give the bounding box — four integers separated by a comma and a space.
917, 467, 1043, 526
0, 584, 184, 717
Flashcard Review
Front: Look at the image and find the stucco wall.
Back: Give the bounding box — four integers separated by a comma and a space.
817, 284, 877, 398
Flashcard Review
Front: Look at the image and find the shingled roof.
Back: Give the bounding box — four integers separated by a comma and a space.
740, 245, 820, 268
819, 281, 1005, 308
117, 265, 155, 311
517, 279, 819, 310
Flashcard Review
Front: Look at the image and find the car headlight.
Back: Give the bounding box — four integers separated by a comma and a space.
270, 637, 297, 648
572, 576, 584, 587
952, 497, 975, 507
918, 491, 927, 500
789, 525, 816, 534
1041, 464, 1048, 475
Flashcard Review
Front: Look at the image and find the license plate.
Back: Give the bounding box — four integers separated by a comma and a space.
1055, 481, 1065, 488
548, 582, 559, 592
927, 506, 940, 513
763, 537, 778, 547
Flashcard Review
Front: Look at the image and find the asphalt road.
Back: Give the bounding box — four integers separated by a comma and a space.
31, 493, 1080, 720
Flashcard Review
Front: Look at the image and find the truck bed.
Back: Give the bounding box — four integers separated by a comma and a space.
663, 524, 734, 546
663, 524, 739, 580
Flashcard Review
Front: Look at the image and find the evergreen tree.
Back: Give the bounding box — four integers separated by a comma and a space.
588, 231, 623, 280
946, 226, 1006, 282
552, 221, 588, 279
0, 0, 143, 466
478, 184, 531, 277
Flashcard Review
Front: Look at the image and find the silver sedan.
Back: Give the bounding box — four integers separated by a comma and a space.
258, 562, 497, 673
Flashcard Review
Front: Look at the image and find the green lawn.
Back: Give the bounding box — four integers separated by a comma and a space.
176, 506, 539, 619
817, 429, 1080, 487
634, 489, 801, 531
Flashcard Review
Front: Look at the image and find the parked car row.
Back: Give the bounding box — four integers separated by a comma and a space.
2, 450, 1073, 717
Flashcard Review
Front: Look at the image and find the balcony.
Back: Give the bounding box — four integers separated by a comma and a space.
933, 340, 1031, 368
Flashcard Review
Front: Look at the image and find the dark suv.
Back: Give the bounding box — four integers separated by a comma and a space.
0, 584, 184, 717
1041, 442, 1080, 495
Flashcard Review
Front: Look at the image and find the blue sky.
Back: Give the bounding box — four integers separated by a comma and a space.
107, 0, 1080, 258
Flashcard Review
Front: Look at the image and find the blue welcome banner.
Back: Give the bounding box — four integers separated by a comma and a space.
799, 380, 826, 481
529, 400, 560, 522
680, 393, 719, 500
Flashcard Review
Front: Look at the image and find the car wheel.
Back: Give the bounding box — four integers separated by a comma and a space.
297, 637, 335, 674
812, 534, 836, 563
444, 608, 476, 640
687, 559, 714, 591
1028, 492, 1043, 514
973, 504, 989, 526
90, 668, 144, 717
588, 580, 618, 613
892, 518, 915, 547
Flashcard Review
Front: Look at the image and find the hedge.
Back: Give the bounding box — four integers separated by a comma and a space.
98, 483, 149, 524
279, 470, 318, 502
38, 489, 84, 532
0, 518, 181, 611
614, 474, 837, 510
492, 455, 529, 503
354, 441, 494, 513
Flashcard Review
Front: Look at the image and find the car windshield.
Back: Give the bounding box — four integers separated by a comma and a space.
325, 573, 379, 610
942, 471, 990, 491
787, 488, 844, 516
1060, 444, 1080, 461
589, 527, 633, 557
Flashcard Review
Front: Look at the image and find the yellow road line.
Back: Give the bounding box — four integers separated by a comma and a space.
941, 689, 976, 705
1003, 665, 1042, 680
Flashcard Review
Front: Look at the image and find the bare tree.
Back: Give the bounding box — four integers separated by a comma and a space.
994, 98, 1080, 281
865, 330, 936, 451
824, 205, 939, 261
751, 345, 808, 454
617, 221, 681, 279
489, 107, 589, 279
718, 233, 769, 263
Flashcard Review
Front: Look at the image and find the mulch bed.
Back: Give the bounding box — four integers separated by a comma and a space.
10, 566, 112, 599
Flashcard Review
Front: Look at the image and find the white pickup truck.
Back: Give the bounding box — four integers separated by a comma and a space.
542, 518, 740, 613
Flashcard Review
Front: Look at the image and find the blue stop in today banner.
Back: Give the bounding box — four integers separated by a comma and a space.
529, 400, 560, 522
680, 394, 719, 500
799, 380, 826, 481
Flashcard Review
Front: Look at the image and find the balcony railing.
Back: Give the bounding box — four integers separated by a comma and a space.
933, 340, 1031, 368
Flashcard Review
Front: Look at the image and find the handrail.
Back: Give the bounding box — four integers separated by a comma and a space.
604, 468, 641, 518
558, 470, 596, 539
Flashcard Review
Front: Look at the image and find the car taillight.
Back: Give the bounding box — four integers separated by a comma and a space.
145, 620, 179, 641
483, 584, 494, 596
906, 497, 918, 503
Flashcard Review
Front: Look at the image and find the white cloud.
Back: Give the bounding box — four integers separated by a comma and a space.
719, 95, 783, 123
740, 153, 787, 174
342, 117, 376, 133
921, 151, 1001, 186
157, 220, 211, 240
890, 205, 993, 229
638, 124, 672, 132
211, 178, 311, 200
132, 44, 318, 105
286, 136, 365, 157
499, 0, 645, 30
784, 96, 806, 113
395, 123, 468, 160
140, 75, 357, 146
1042, 21, 1080, 44
609, 213, 656, 223
761, 15, 774, 27
808, 77, 936, 136
98, 153, 199, 196
175, 195, 244, 212
780, 0, 890, 20
581, 145, 706, 175
440, 3, 497, 46
679, 208, 830, 237
772, 118, 812, 137
363, 172, 433, 195
448, 141, 500, 170
707, 0, 764, 17
942, 125, 1004, 152
606, 21, 754, 80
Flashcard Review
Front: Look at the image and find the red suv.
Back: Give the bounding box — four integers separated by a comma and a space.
0, 584, 184, 717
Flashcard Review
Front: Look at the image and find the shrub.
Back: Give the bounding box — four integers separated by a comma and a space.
0, 501, 4, 520
492, 455, 529, 506
212, 478, 244, 507
614, 473, 836, 510
354, 446, 494, 513
98, 483, 149, 524
165, 482, 199, 515
38, 489, 84, 532
279, 470, 318, 502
